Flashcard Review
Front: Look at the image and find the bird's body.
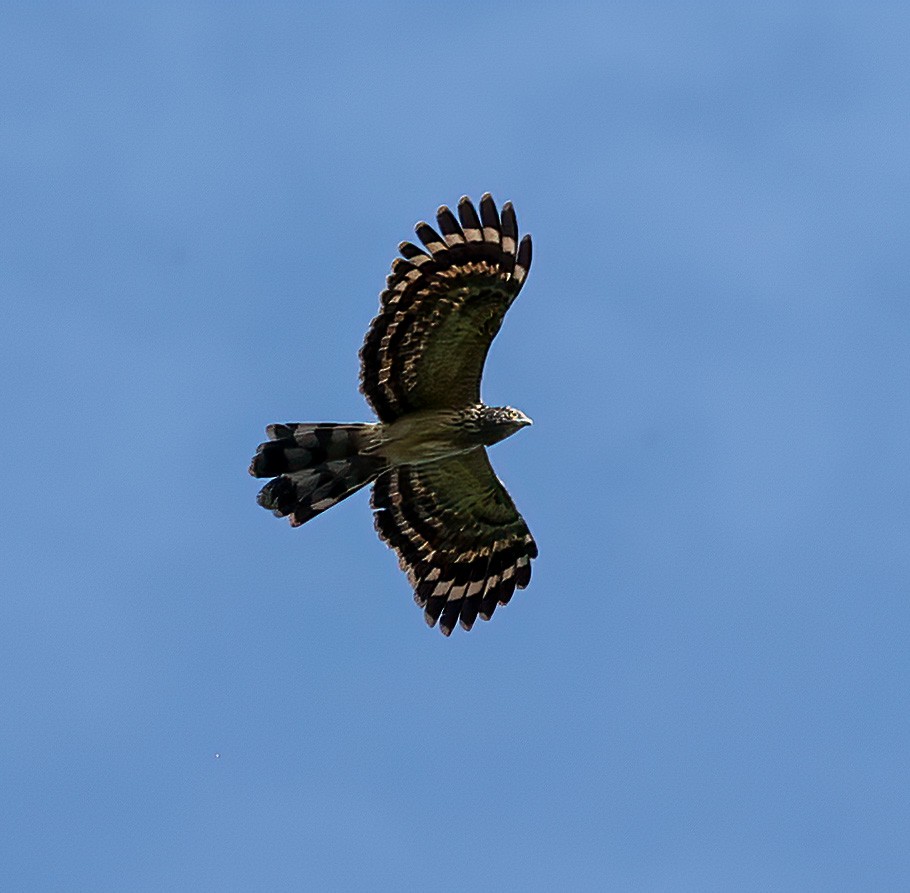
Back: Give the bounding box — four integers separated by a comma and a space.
368, 405, 532, 466
250, 194, 537, 635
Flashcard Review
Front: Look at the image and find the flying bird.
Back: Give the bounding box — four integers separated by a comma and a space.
249, 194, 537, 635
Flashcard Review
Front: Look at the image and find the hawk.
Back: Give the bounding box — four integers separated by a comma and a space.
250, 194, 537, 635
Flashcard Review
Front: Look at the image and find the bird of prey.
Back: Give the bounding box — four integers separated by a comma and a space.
249, 194, 537, 636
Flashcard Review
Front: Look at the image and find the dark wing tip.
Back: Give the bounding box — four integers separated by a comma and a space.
497, 576, 518, 606
479, 193, 501, 244
457, 195, 483, 241
515, 557, 532, 589
457, 195, 475, 216
398, 240, 429, 260
424, 595, 446, 628
501, 201, 518, 239
514, 234, 532, 286
459, 595, 481, 631
414, 221, 447, 255
478, 597, 497, 622
436, 205, 465, 245
439, 599, 462, 636
500, 201, 519, 270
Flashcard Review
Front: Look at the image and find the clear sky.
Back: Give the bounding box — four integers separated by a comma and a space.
2, 4, 909, 890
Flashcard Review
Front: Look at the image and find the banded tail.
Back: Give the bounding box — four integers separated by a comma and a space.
249, 423, 385, 527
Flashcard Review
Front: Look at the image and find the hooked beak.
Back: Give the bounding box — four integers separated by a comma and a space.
515, 410, 533, 427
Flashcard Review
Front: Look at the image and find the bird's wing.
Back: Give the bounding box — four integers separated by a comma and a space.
372, 448, 537, 636
359, 194, 532, 422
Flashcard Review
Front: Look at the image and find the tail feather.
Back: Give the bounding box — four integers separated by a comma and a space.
250, 423, 385, 527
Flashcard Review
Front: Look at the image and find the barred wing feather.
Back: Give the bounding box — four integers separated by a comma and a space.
359, 194, 532, 421
372, 448, 537, 636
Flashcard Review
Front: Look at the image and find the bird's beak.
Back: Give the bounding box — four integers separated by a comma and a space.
516, 411, 533, 427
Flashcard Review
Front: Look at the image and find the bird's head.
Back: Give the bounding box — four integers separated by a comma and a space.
464, 404, 532, 446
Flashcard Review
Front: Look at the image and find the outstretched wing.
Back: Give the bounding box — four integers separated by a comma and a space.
371, 448, 537, 636
360, 194, 532, 422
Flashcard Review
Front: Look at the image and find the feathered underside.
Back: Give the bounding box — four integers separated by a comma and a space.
371, 448, 538, 636
252, 195, 538, 636
359, 193, 532, 422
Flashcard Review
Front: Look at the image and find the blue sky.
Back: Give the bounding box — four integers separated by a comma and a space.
2, 3, 909, 890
